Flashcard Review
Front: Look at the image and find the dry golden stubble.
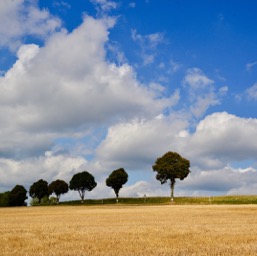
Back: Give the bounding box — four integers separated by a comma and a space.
0, 205, 257, 255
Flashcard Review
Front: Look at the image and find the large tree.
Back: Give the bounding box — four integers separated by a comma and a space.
152, 151, 190, 202
29, 179, 48, 204
9, 185, 27, 206
69, 171, 97, 202
48, 179, 69, 203
106, 168, 128, 203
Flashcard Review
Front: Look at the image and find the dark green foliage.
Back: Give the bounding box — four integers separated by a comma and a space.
9, 185, 27, 206
106, 168, 128, 202
153, 151, 190, 201
0, 191, 11, 207
48, 179, 69, 203
69, 171, 97, 202
29, 179, 49, 204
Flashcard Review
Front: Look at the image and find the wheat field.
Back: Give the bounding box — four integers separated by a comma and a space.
0, 205, 257, 255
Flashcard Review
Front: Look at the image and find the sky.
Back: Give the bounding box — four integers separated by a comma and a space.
1, 0, 257, 201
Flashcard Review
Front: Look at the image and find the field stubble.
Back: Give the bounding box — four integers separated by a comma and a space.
0, 205, 257, 255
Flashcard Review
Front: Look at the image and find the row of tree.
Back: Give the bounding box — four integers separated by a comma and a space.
0, 151, 190, 206
0, 168, 128, 206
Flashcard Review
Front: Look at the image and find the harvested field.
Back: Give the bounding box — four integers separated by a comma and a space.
0, 205, 257, 255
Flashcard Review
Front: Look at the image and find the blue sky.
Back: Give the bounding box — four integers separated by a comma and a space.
1, 0, 257, 200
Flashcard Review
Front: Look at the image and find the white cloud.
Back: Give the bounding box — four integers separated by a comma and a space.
90, 0, 118, 16
0, 152, 87, 190
149, 82, 166, 95
95, 114, 189, 171
142, 53, 155, 65
131, 29, 164, 49
246, 83, 257, 100
0, 5, 180, 195
168, 59, 182, 73
183, 68, 214, 89
0, 16, 175, 160
246, 61, 257, 71
53, 1, 71, 10
122, 180, 169, 198
175, 166, 257, 197
0, 0, 61, 51
96, 112, 257, 173
131, 29, 165, 66
106, 41, 127, 65
189, 92, 220, 118
183, 68, 226, 118
219, 86, 228, 95
187, 112, 257, 168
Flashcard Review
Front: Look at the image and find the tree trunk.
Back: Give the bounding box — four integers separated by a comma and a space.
79, 190, 85, 203
170, 179, 175, 202
114, 188, 120, 203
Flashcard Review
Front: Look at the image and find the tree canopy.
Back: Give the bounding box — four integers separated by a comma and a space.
48, 179, 69, 203
69, 171, 97, 202
29, 179, 48, 204
0, 191, 11, 207
106, 168, 128, 202
152, 151, 190, 201
9, 185, 27, 206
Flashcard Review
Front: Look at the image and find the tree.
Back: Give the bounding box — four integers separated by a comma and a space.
29, 179, 48, 204
106, 168, 128, 203
152, 151, 190, 202
9, 185, 27, 206
69, 171, 97, 202
48, 179, 69, 203
0, 191, 10, 207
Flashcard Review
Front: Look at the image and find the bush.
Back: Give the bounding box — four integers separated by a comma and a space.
30, 197, 39, 206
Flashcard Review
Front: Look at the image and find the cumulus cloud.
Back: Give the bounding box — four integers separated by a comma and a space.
0, 16, 175, 160
179, 166, 257, 196
0, 11, 181, 196
188, 112, 257, 167
0, 151, 87, 189
96, 112, 257, 172
0, 0, 61, 50
96, 111, 186, 171
122, 180, 170, 198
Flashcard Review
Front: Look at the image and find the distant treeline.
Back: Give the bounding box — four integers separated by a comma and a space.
0, 168, 128, 207
0, 151, 191, 207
